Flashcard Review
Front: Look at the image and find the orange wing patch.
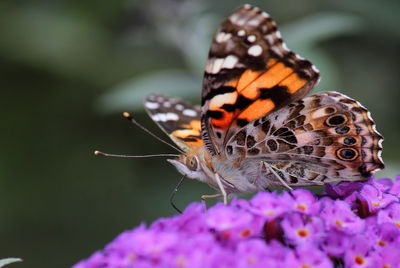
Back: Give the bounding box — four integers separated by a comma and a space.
171, 119, 203, 146
209, 91, 238, 129
279, 72, 307, 94
206, 59, 309, 130
237, 69, 262, 92
237, 99, 275, 122
239, 61, 303, 99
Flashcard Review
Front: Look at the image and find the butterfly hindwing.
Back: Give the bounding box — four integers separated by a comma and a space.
201, 5, 320, 155
225, 92, 384, 186
145, 95, 202, 151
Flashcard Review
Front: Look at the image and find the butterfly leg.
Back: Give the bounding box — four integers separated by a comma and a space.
215, 173, 228, 204
201, 193, 223, 200
265, 163, 293, 191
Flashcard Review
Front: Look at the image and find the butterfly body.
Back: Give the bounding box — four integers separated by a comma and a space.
144, 5, 384, 202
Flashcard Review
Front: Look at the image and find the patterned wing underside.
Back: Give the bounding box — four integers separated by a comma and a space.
201, 5, 320, 155
145, 95, 202, 151
225, 92, 384, 186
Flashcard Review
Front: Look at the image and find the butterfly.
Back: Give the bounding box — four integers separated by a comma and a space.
144, 4, 384, 204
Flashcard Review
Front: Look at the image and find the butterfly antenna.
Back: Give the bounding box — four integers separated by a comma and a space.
94, 151, 180, 158
169, 175, 185, 214
122, 112, 184, 154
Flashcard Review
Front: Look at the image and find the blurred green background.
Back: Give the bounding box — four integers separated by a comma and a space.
1, 0, 399, 267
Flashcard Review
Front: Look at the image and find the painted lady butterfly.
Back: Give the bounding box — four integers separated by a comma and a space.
144, 5, 384, 203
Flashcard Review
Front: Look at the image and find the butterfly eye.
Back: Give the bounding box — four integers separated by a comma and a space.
186, 156, 199, 171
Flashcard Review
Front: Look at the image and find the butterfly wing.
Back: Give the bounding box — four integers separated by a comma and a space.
225, 92, 384, 186
145, 95, 202, 151
201, 5, 320, 155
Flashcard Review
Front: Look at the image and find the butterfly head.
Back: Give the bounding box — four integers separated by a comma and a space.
167, 151, 214, 183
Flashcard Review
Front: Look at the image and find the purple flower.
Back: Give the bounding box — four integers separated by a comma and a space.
377, 202, 400, 228
321, 230, 349, 257
376, 245, 400, 268
343, 235, 378, 268
369, 177, 393, 192
291, 189, 320, 215
236, 240, 293, 268
351, 184, 398, 213
151, 202, 207, 233
195, 245, 238, 268
248, 190, 293, 220
325, 181, 364, 198
320, 199, 365, 234
107, 226, 178, 258
205, 203, 263, 242
162, 235, 218, 268
389, 175, 400, 197
236, 240, 274, 268
72, 176, 400, 268
281, 213, 324, 246
73, 252, 105, 268
286, 244, 333, 268
368, 222, 400, 250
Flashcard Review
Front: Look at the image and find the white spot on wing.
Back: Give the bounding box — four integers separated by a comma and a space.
212, 58, 224, 74
229, 13, 242, 25
237, 30, 245, 36
295, 53, 305, 60
215, 32, 232, 43
182, 109, 197, 117
281, 43, 289, 51
264, 34, 275, 45
210, 91, 238, 109
261, 11, 270, 18
378, 139, 383, 149
222, 55, 238, 69
152, 113, 179, 122
163, 101, 171, 108
377, 150, 383, 163
372, 124, 378, 133
175, 104, 184, 110
165, 113, 179, 121
205, 58, 214, 73
206, 55, 238, 74
366, 111, 374, 121
270, 47, 282, 57
247, 18, 261, 27
247, 35, 256, 43
145, 102, 159, 109
311, 65, 319, 73
248, 45, 263, 56
378, 138, 383, 147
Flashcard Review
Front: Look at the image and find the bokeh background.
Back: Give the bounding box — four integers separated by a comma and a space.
1, 0, 399, 267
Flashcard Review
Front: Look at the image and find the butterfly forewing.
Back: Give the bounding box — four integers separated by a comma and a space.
201, 5, 320, 155
145, 95, 203, 151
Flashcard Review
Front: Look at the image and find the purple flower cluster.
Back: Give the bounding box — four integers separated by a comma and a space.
73, 177, 400, 268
